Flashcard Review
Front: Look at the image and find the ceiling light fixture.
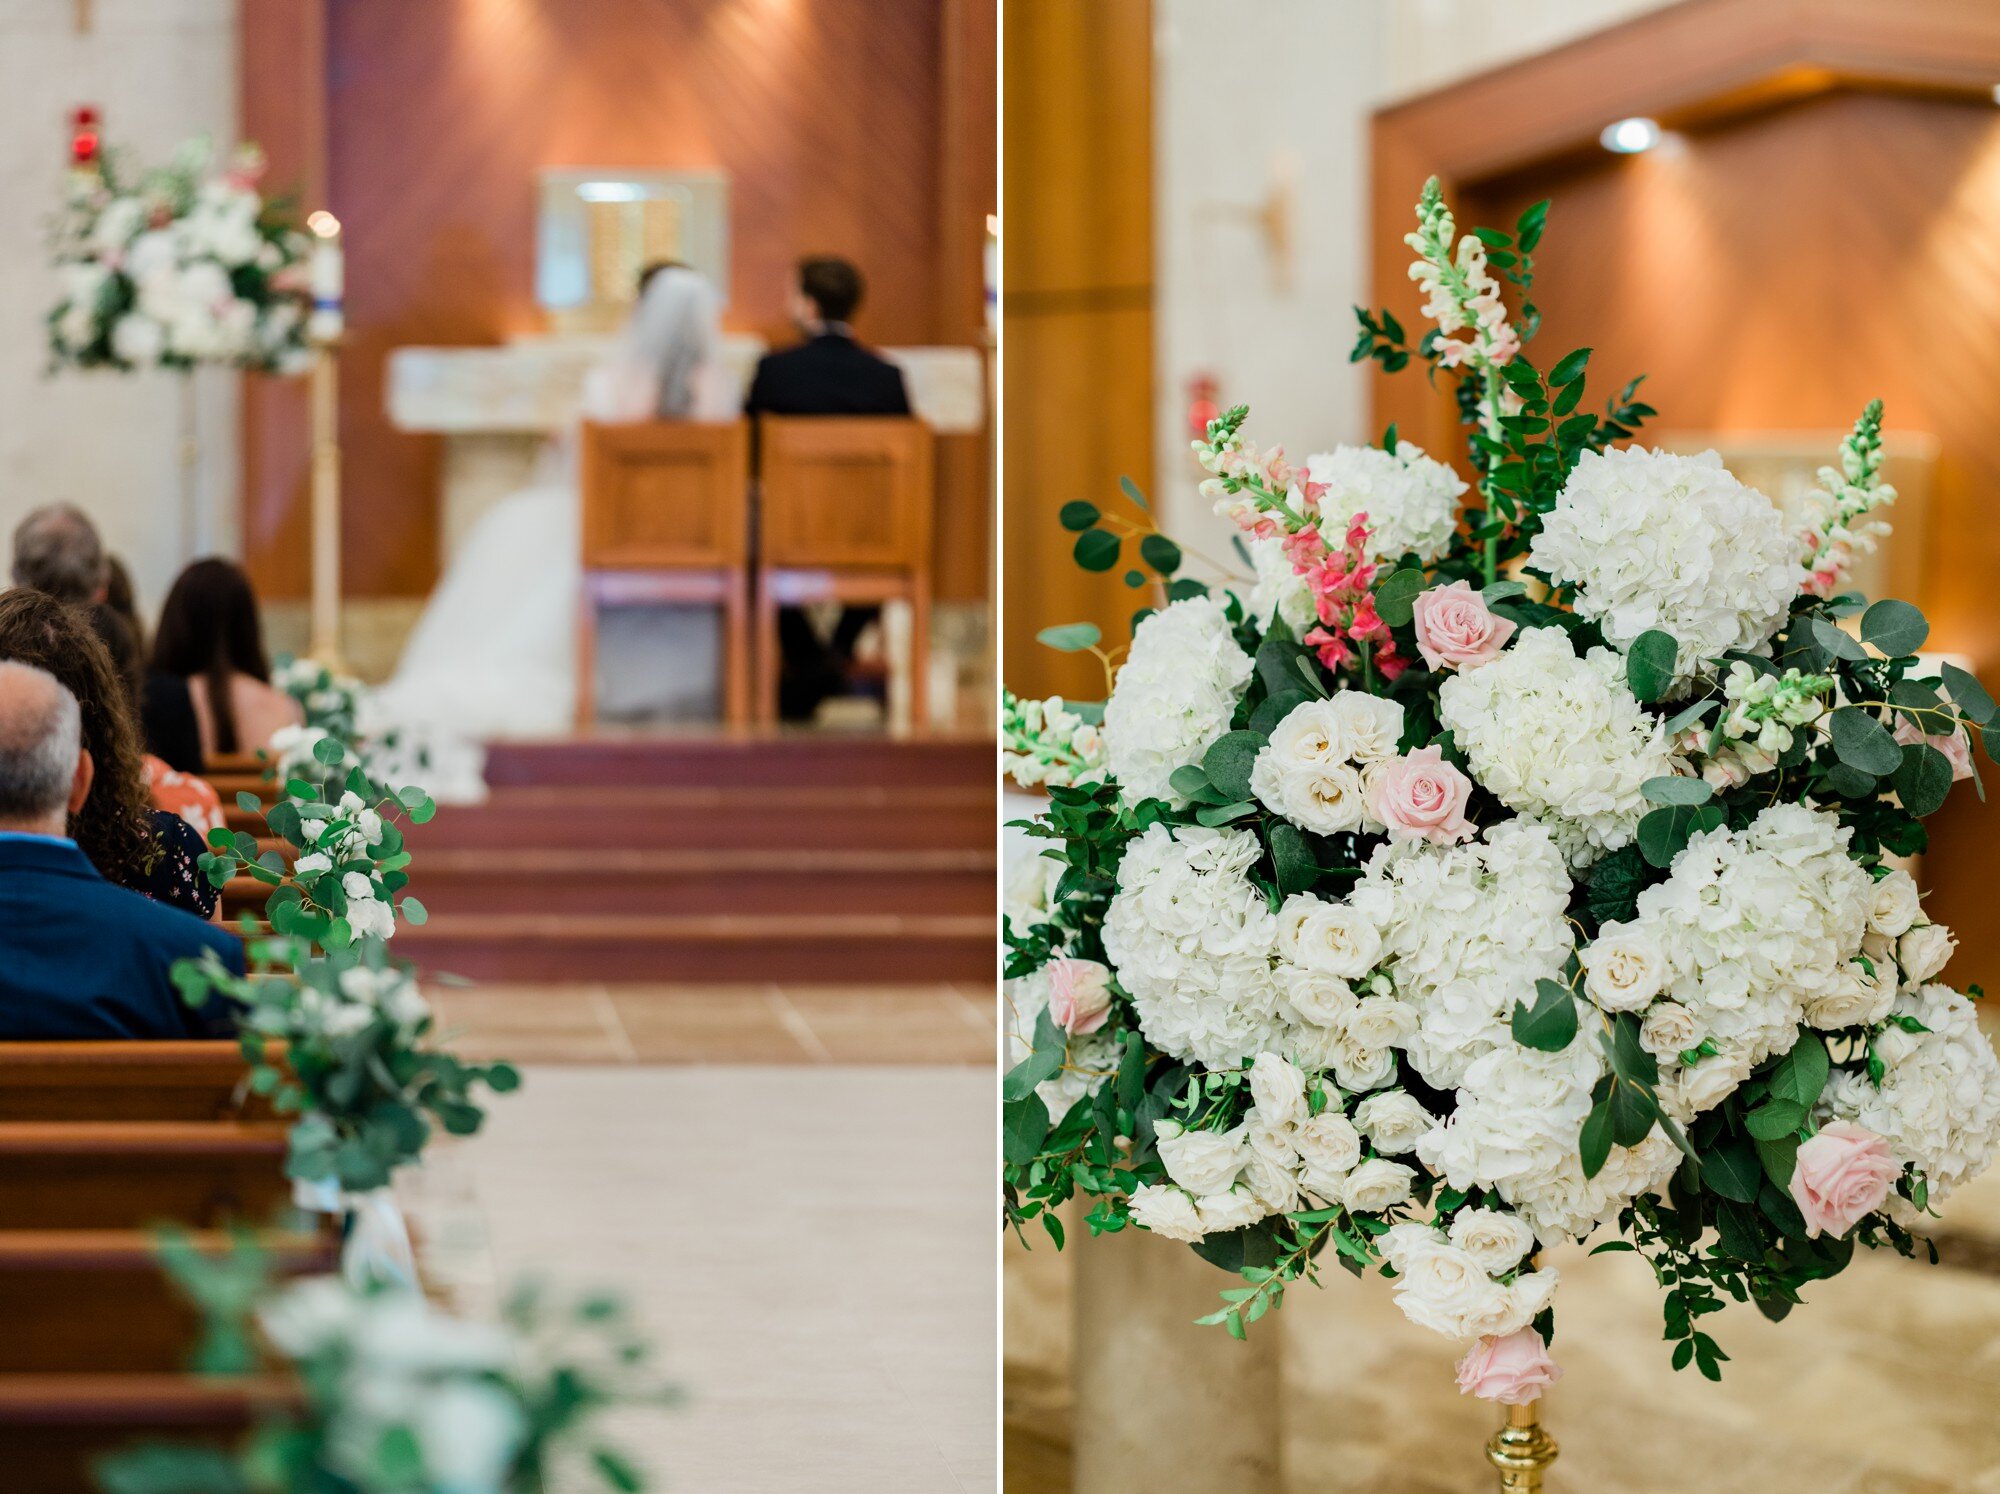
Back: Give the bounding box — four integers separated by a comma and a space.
1600, 116, 1663, 154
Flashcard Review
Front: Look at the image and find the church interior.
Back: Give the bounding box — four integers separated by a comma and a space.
1005, 0, 2000, 1489
0, 0, 994, 1488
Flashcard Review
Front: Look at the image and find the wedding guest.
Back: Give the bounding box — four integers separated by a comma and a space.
745, 256, 912, 718
9, 502, 107, 605
0, 659, 238, 1039
86, 603, 225, 839
0, 588, 218, 920
148, 558, 301, 766
102, 554, 146, 653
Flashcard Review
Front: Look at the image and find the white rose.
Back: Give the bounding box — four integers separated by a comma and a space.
1154, 1120, 1250, 1196
1899, 923, 1957, 984
1581, 925, 1667, 1013
1802, 961, 1895, 1032
1344, 996, 1418, 1050
1292, 1112, 1362, 1176
1249, 1053, 1308, 1128
1327, 690, 1406, 764
1242, 1154, 1301, 1214
1253, 758, 1371, 835
1448, 1208, 1536, 1274
1195, 1188, 1269, 1236
1353, 1091, 1433, 1155
1867, 869, 1922, 938
1264, 697, 1350, 767
1668, 1054, 1750, 1118
1638, 1001, 1702, 1061
1280, 896, 1382, 979
293, 852, 332, 877
1283, 969, 1356, 1027
1246, 1118, 1298, 1172
1382, 1225, 1503, 1339
1341, 1158, 1417, 1213
1332, 1040, 1399, 1096
1128, 1183, 1206, 1243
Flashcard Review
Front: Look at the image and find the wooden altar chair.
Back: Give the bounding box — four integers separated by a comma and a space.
578, 420, 753, 727
753, 416, 935, 729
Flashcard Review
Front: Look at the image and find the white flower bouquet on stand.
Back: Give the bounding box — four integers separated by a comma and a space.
48, 136, 313, 375
1003, 180, 2000, 1455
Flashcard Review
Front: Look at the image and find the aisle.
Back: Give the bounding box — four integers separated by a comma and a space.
433, 1062, 995, 1493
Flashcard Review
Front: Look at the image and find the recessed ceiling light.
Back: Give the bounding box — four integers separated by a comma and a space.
1600, 117, 1663, 154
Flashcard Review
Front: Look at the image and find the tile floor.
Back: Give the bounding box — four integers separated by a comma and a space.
402, 984, 998, 1493
427, 981, 997, 1065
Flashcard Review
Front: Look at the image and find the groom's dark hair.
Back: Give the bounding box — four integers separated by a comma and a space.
799, 256, 864, 323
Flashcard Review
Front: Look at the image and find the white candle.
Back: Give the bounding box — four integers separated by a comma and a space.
307, 209, 344, 342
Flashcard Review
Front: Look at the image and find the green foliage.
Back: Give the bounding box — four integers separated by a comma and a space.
1511, 978, 1579, 1052
1625, 630, 1679, 703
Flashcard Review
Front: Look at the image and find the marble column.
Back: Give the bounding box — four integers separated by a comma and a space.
1072, 1225, 1283, 1494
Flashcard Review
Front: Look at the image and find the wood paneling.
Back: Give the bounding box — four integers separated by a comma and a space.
242, 0, 992, 602
1002, 0, 1154, 703
1369, 0, 2000, 984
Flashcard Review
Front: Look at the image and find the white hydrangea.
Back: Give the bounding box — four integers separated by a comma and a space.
1616, 804, 1873, 1108
1103, 595, 1253, 806
1823, 983, 2000, 1220
1302, 443, 1467, 564
1528, 447, 1800, 680
1437, 625, 1678, 865
1102, 825, 1288, 1069
1345, 819, 1575, 1088
1416, 1038, 1680, 1243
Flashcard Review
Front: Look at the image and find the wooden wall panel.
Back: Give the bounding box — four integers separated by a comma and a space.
1002, 0, 1154, 704
238, 0, 328, 599
243, 0, 990, 602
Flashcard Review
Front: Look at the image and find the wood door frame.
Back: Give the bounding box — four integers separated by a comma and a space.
1369, 0, 2000, 449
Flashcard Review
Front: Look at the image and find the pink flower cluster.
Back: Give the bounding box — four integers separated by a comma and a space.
1222, 484, 1408, 681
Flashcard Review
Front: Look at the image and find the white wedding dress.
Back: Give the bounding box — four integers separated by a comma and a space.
370, 269, 742, 743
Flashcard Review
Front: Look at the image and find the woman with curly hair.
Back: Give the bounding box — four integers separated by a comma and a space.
0, 589, 218, 920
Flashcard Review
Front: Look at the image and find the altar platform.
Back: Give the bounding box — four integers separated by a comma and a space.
393, 733, 995, 986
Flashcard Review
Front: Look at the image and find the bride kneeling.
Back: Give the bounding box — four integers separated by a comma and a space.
371, 265, 741, 741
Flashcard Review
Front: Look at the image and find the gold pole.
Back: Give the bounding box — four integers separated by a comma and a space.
308, 340, 342, 665
1485, 1397, 1559, 1492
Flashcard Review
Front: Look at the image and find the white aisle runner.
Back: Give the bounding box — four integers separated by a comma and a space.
429, 1064, 995, 1493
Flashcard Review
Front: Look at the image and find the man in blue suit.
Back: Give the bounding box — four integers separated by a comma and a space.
0, 659, 239, 1039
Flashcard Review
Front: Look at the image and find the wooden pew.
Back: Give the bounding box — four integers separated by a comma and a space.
0, 1122, 295, 1230
0, 1227, 335, 1374
0, 1043, 274, 1124
755, 415, 935, 728
0, 1373, 298, 1493
578, 418, 754, 726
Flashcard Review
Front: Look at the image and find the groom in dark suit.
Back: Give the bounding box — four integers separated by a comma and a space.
0, 660, 239, 1039
746, 257, 914, 718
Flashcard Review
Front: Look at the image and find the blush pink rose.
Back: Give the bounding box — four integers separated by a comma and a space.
1789, 1120, 1900, 1238
1411, 580, 1516, 672
1893, 719, 1974, 782
1047, 957, 1114, 1036
1367, 746, 1475, 844
1455, 1329, 1561, 1406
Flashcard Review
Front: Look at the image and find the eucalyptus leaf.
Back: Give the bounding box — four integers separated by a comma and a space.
1641, 775, 1712, 807
1626, 630, 1679, 703
1074, 529, 1121, 572
1037, 622, 1102, 653
1059, 500, 1100, 532
1893, 741, 1954, 818
1511, 978, 1578, 1052
1202, 730, 1267, 801
1861, 598, 1928, 657
1827, 707, 1902, 776
1373, 568, 1427, 628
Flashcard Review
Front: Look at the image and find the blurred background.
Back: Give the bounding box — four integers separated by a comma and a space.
1003, 0, 2000, 1488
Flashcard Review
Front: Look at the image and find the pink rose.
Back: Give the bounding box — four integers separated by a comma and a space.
1893, 719, 1974, 782
1789, 1120, 1900, 1238
1411, 580, 1515, 672
1047, 957, 1114, 1036
1367, 747, 1475, 845
1455, 1329, 1561, 1406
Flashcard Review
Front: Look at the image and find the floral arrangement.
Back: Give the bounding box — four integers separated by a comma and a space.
95, 1238, 666, 1494
270, 656, 488, 806
184, 729, 515, 1276
48, 137, 313, 374
1003, 179, 2000, 1403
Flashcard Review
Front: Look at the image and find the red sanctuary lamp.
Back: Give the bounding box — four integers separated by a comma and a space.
69, 104, 102, 180
1185, 372, 1220, 443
